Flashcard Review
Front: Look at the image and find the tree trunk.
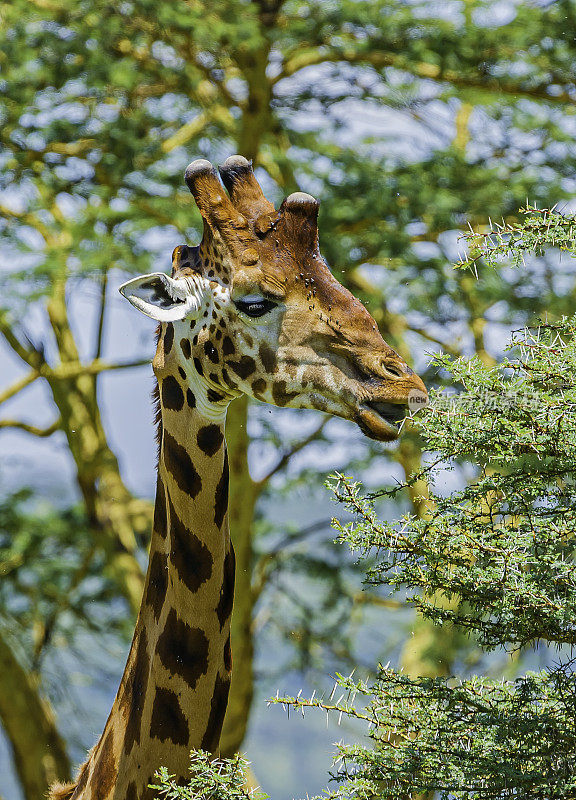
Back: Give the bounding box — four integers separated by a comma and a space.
220, 395, 260, 757
397, 435, 462, 679
46, 278, 149, 613
0, 632, 70, 800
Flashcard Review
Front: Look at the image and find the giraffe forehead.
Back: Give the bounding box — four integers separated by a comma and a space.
221, 259, 381, 349
238, 256, 372, 318
171, 230, 381, 348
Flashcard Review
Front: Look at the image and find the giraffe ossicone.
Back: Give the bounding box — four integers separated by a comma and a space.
50, 155, 427, 800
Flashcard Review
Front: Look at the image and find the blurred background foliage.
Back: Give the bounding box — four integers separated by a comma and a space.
0, 0, 575, 797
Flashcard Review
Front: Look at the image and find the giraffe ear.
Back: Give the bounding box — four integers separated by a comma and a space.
119, 272, 208, 322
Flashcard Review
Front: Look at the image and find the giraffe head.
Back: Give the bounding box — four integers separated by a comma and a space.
120, 156, 427, 441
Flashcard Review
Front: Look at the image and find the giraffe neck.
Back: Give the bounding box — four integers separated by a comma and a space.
80, 388, 234, 800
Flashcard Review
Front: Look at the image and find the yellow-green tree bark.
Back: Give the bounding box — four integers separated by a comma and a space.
0, 631, 70, 799
220, 396, 260, 757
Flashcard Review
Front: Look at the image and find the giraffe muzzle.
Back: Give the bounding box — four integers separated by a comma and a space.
366, 400, 407, 426
357, 400, 408, 441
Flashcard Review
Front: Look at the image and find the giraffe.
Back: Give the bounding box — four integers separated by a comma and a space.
50, 156, 427, 800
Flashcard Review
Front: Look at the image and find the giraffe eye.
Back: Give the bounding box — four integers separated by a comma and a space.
234, 296, 277, 318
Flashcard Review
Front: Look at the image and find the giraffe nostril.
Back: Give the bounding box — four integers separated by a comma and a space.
381, 362, 403, 379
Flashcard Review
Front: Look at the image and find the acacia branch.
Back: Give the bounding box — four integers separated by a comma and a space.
94, 271, 108, 361
1, 356, 149, 386
162, 106, 235, 152
252, 518, 333, 601
0, 359, 148, 417
0, 370, 39, 405
0, 204, 51, 239
255, 417, 329, 488
32, 543, 97, 669
405, 324, 461, 356
48, 357, 150, 379
0, 418, 61, 437
352, 592, 403, 610
0, 316, 44, 370
274, 49, 576, 107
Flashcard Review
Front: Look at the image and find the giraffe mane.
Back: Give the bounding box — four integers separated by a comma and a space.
49, 783, 76, 800
49, 759, 90, 800
152, 324, 163, 463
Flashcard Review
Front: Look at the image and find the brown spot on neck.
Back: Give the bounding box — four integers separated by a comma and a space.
144, 550, 168, 623
228, 355, 256, 380
197, 424, 224, 456
214, 451, 229, 528
207, 388, 225, 402
125, 781, 138, 800
180, 337, 192, 359
150, 687, 189, 745
222, 336, 235, 356
161, 376, 184, 411
91, 729, 117, 798
164, 323, 174, 355
157, 608, 209, 689
216, 546, 235, 630
204, 341, 219, 363
121, 631, 150, 755
272, 380, 299, 407
200, 674, 231, 752
153, 477, 167, 538
163, 431, 203, 499
167, 494, 213, 593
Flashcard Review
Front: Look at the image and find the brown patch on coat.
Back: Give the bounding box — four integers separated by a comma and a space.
150, 687, 189, 745
91, 729, 117, 798
216, 546, 235, 629
214, 451, 229, 528
224, 634, 232, 672
163, 323, 174, 355
163, 431, 202, 498
259, 343, 276, 373
272, 380, 299, 407
197, 424, 224, 456
251, 378, 266, 397
157, 608, 209, 689
144, 550, 168, 623
125, 781, 138, 800
222, 336, 235, 356
161, 375, 184, 412
121, 631, 150, 754
180, 338, 191, 359
200, 674, 231, 753
153, 477, 168, 539
168, 495, 213, 593
204, 341, 219, 363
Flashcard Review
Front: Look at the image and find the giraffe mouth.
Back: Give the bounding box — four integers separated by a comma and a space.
357, 401, 408, 441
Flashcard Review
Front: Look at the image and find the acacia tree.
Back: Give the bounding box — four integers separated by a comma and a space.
1, 1, 576, 797
296, 208, 576, 798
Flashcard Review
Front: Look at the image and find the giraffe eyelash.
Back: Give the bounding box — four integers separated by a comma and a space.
233, 297, 278, 318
